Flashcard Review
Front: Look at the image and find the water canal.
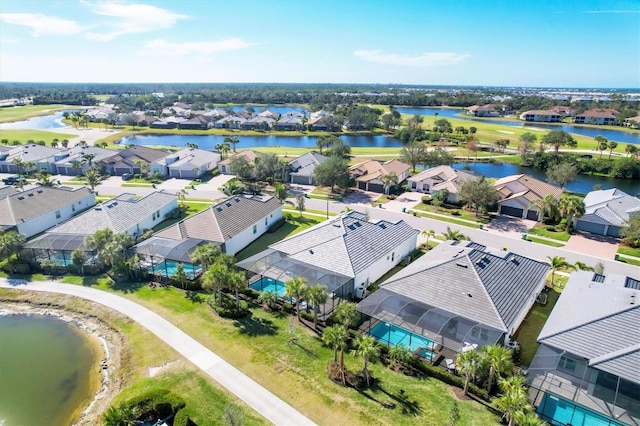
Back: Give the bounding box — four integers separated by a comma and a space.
0, 314, 101, 425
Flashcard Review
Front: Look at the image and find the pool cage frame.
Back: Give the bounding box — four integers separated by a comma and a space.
23, 233, 98, 267
357, 288, 505, 354
131, 237, 209, 279
236, 248, 354, 315
526, 345, 640, 426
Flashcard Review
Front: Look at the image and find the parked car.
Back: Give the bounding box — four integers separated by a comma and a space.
121, 173, 133, 181
2, 175, 26, 185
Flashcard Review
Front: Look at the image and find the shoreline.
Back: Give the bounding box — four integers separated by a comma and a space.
0, 302, 123, 426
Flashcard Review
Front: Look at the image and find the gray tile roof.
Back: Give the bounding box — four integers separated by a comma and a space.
155, 195, 282, 243
582, 188, 640, 226
0, 185, 19, 199
409, 165, 478, 193
0, 143, 61, 165
380, 241, 549, 332
0, 186, 93, 226
537, 271, 640, 384
52, 191, 177, 235
268, 211, 418, 278
288, 152, 327, 178
156, 148, 220, 169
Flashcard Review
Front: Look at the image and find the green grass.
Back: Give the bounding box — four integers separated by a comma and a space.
0, 104, 74, 122
410, 210, 483, 229
283, 207, 337, 217
525, 236, 565, 247
512, 289, 561, 367
527, 224, 571, 242
412, 203, 491, 224
235, 216, 320, 261
0, 129, 79, 145
308, 187, 344, 201
617, 245, 640, 258
121, 182, 155, 187
152, 203, 212, 232
615, 256, 640, 267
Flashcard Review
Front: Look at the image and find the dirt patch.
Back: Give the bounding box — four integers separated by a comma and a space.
450, 385, 471, 401
0, 296, 127, 426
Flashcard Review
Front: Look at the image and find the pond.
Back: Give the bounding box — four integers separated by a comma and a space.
224, 105, 308, 115
0, 314, 100, 425
452, 161, 639, 195
121, 133, 405, 149
0, 111, 72, 130
394, 107, 640, 145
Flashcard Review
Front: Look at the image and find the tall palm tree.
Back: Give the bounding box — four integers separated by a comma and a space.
455, 349, 482, 396
83, 169, 103, 192
546, 255, 573, 288
351, 334, 379, 387
480, 344, 514, 393
284, 276, 308, 320
625, 144, 638, 158
228, 271, 247, 308
443, 226, 466, 241
380, 172, 398, 195
176, 188, 189, 207
607, 141, 618, 159
202, 262, 230, 305
322, 325, 349, 385
595, 136, 609, 158
333, 302, 359, 330
536, 194, 560, 223
574, 261, 593, 271
388, 344, 414, 370
494, 376, 531, 426
559, 195, 585, 231
421, 229, 436, 247
225, 136, 240, 153
306, 284, 328, 328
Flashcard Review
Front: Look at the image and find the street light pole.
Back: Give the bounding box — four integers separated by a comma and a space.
326, 198, 329, 219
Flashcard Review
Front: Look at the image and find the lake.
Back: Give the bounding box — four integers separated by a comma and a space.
121, 133, 405, 148
0, 111, 71, 130
0, 314, 100, 425
394, 107, 640, 145
452, 162, 639, 195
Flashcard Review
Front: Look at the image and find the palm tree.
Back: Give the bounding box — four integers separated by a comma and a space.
559, 195, 585, 231
333, 302, 359, 330
225, 136, 240, 153
35, 170, 54, 186
51, 138, 59, 147
306, 284, 328, 328
595, 136, 608, 158
177, 188, 188, 207
257, 290, 278, 310
191, 244, 221, 271
103, 403, 140, 426
352, 334, 379, 387
625, 144, 638, 158
443, 226, 466, 241
574, 260, 593, 271
480, 344, 514, 393
228, 270, 247, 308
494, 376, 531, 426
83, 169, 103, 192
284, 276, 308, 320
201, 262, 230, 305
61, 139, 69, 148
546, 255, 573, 288
380, 172, 398, 195
322, 325, 349, 385
11, 158, 25, 177
607, 140, 618, 159
421, 229, 436, 248
512, 410, 546, 426
537, 194, 560, 223
388, 344, 413, 370
455, 349, 482, 396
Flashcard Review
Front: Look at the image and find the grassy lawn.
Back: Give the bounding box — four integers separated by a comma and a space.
308, 187, 344, 201
525, 236, 565, 247
236, 216, 321, 261
283, 207, 337, 218
617, 245, 640, 258
0, 288, 267, 426
152, 202, 212, 232
615, 256, 640, 267
0, 129, 78, 145
527, 223, 571, 242
121, 182, 155, 187
410, 210, 483, 229
0, 104, 74, 122
412, 203, 491, 224
512, 289, 561, 367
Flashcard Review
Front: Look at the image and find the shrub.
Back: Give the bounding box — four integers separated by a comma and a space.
451, 210, 461, 216
386, 194, 397, 200
300, 310, 314, 322
282, 302, 294, 314
283, 212, 293, 222
421, 195, 432, 204
120, 389, 186, 421
207, 294, 250, 319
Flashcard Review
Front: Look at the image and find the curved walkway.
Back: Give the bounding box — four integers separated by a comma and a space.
0, 278, 315, 426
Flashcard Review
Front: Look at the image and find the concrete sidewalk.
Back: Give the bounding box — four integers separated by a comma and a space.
0, 279, 315, 426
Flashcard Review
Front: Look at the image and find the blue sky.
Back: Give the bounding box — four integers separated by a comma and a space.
1, 0, 638, 88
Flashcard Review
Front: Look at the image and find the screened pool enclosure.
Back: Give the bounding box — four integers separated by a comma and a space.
132, 237, 208, 279
24, 233, 97, 266
357, 288, 505, 354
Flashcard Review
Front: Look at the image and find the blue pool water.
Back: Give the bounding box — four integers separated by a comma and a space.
250, 277, 287, 297
369, 322, 436, 353
538, 393, 624, 426
150, 261, 201, 278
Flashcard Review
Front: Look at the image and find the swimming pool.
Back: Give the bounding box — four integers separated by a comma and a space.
369, 322, 436, 353
250, 276, 287, 297
150, 261, 201, 278
538, 393, 625, 426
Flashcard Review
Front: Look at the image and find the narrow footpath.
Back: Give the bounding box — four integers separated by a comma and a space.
0, 278, 315, 426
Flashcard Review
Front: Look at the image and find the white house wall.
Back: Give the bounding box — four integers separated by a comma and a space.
127, 199, 178, 237
16, 192, 96, 238
224, 206, 283, 255
511, 277, 546, 337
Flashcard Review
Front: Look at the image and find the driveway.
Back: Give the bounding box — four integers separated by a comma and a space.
564, 231, 620, 259
485, 215, 537, 238
157, 177, 192, 192
0, 279, 315, 426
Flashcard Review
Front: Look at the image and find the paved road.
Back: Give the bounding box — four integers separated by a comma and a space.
0, 278, 315, 426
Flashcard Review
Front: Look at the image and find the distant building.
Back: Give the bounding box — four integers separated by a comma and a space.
494, 174, 563, 221
519, 110, 563, 122
287, 152, 328, 185
574, 108, 620, 125
407, 165, 477, 203
574, 188, 640, 237
349, 159, 410, 193
150, 147, 220, 179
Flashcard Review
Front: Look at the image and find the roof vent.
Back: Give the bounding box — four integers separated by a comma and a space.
37, 189, 43, 194
216, 206, 222, 212
379, 223, 387, 229
511, 258, 520, 266
27, 193, 34, 197
17, 196, 24, 200
456, 262, 468, 268
309, 249, 314, 255
467, 293, 473, 298
226, 202, 232, 207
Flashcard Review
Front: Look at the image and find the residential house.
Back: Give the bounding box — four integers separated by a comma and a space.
40, 145, 118, 175
574, 108, 620, 125
527, 271, 640, 426
358, 241, 549, 358
0, 144, 61, 174
150, 147, 220, 179
258, 110, 279, 119
161, 105, 190, 117
307, 116, 328, 131
623, 115, 640, 128
574, 188, 640, 237
275, 111, 305, 130
519, 110, 563, 122
241, 116, 275, 130
407, 165, 477, 203
237, 211, 418, 307
214, 115, 248, 129
349, 159, 410, 193
150, 119, 178, 129
99, 146, 169, 176
0, 186, 95, 238
466, 104, 502, 117
24, 191, 177, 263
288, 152, 328, 185
179, 115, 209, 130
494, 174, 563, 221
209, 108, 229, 118
550, 105, 576, 116
155, 194, 282, 255
218, 150, 263, 175
0, 185, 19, 199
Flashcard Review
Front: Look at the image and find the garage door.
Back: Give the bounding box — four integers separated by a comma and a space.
291, 175, 312, 185
608, 226, 622, 238
358, 182, 367, 191
367, 183, 384, 193
526, 209, 539, 221
500, 205, 523, 218
575, 220, 606, 235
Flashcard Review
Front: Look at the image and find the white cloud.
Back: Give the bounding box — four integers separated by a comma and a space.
0, 13, 86, 36
142, 38, 252, 56
85, 1, 188, 41
354, 50, 470, 67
